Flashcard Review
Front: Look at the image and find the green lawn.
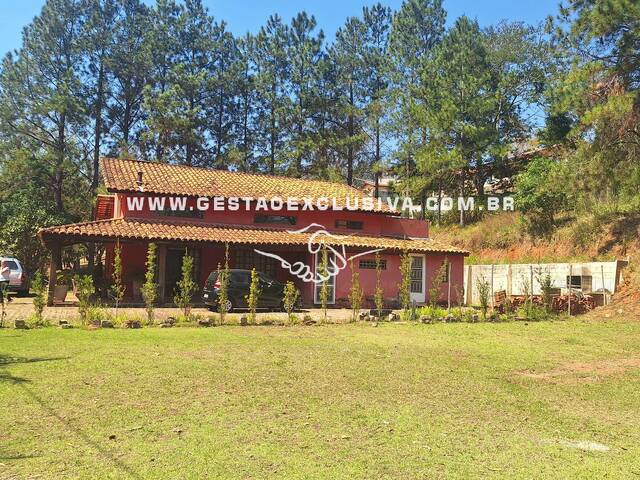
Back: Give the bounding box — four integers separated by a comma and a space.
2, 319, 640, 479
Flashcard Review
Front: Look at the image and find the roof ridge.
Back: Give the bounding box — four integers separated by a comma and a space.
100, 157, 365, 193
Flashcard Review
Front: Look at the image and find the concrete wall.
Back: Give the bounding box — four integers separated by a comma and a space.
463, 261, 622, 306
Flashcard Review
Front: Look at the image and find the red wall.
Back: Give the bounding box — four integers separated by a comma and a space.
330, 251, 464, 307
115, 192, 429, 238
106, 192, 465, 306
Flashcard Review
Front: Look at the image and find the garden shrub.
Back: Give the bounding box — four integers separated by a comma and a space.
173, 250, 197, 317
283, 280, 300, 324
141, 243, 157, 325
31, 271, 47, 327
75, 275, 95, 325
245, 268, 260, 324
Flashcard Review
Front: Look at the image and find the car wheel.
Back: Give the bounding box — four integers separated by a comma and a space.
220, 299, 233, 313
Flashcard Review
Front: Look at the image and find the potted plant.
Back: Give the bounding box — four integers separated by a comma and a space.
54, 270, 73, 303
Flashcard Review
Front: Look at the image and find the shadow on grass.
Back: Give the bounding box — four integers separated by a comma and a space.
0, 355, 70, 384
0, 352, 142, 478
14, 383, 143, 479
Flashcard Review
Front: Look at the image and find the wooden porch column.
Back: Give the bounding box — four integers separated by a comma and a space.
47, 243, 61, 306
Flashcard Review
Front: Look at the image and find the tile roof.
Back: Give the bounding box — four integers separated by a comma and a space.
101, 157, 393, 213
39, 218, 469, 255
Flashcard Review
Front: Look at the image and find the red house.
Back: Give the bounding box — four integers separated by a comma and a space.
40, 158, 468, 308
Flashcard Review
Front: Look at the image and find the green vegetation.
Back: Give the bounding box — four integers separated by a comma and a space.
348, 261, 363, 323
31, 272, 47, 327
173, 251, 197, 319
217, 243, 230, 323
245, 268, 260, 324
109, 241, 126, 317
0, 282, 9, 328
140, 243, 157, 325
318, 245, 329, 324
475, 275, 491, 321
282, 281, 300, 325
398, 251, 412, 314
374, 251, 384, 318
428, 259, 448, 308
74, 275, 95, 326
2, 319, 640, 478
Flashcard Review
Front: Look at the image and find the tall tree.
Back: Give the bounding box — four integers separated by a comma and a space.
210, 21, 240, 165
143, 0, 218, 166
389, 0, 446, 191
328, 16, 367, 185
0, 0, 88, 212
417, 16, 500, 226
286, 12, 324, 176
362, 4, 392, 193
107, 0, 152, 153
254, 15, 291, 173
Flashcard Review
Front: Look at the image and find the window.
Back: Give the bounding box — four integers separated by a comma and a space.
410, 256, 423, 293
234, 250, 277, 277
359, 259, 387, 270
255, 215, 297, 226
230, 271, 250, 285
566, 275, 592, 292
314, 252, 336, 304
2, 260, 18, 270
335, 219, 363, 230
160, 208, 203, 219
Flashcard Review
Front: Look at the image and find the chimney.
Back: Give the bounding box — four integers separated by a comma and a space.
136, 171, 143, 186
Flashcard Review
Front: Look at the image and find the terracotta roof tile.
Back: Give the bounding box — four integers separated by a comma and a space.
101, 157, 392, 212
39, 218, 469, 255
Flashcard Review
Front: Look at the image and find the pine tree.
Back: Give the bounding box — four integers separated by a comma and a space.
0, 0, 88, 213
253, 15, 291, 173
417, 16, 500, 226
287, 12, 324, 176
108, 0, 153, 153
389, 0, 445, 190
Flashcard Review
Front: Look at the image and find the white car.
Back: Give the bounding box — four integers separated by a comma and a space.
0, 256, 30, 295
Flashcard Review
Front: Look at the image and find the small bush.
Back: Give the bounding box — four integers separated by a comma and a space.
141, 243, 158, 325
476, 275, 491, 321
374, 252, 384, 318
217, 243, 231, 323
245, 268, 260, 324
173, 251, 197, 317
31, 271, 47, 327
109, 241, 126, 315
75, 275, 95, 325
398, 251, 412, 314
282, 280, 300, 324
348, 262, 363, 323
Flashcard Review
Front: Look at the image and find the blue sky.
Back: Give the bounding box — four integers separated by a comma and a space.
1, 0, 560, 56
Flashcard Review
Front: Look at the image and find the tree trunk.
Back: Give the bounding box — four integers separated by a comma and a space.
54, 112, 66, 212
347, 82, 354, 186
459, 170, 466, 227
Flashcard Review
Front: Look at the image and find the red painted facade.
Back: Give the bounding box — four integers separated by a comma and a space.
103, 191, 465, 307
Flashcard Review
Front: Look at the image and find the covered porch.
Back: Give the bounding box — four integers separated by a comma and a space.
38, 217, 468, 308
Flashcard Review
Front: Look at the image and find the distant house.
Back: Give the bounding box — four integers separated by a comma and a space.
39, 158, 468, 307
360, 176, 397, 202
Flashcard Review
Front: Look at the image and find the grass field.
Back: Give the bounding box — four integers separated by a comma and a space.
2, 319, 640, 479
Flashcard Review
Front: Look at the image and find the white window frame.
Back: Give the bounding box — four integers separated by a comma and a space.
409, 254, 426, 303
313, 251, 336, 305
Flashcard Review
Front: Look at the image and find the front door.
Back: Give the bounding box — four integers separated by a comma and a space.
409, 254, 426, 304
